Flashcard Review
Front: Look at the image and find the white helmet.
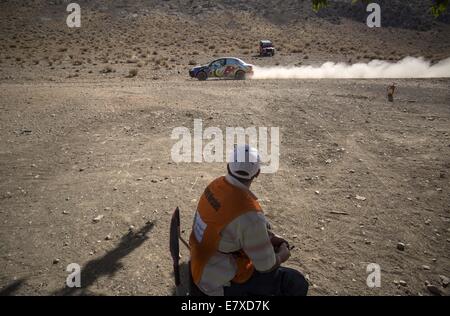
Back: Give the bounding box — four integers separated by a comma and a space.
228, 144, 261, 180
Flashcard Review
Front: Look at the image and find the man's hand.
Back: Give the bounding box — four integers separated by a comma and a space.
275, 242, 291, 264
270, 232, 290, 250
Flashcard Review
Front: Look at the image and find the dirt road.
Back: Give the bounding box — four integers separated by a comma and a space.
1, 78, 449, 295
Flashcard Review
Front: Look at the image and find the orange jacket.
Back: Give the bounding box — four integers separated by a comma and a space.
189, 176, 262, 285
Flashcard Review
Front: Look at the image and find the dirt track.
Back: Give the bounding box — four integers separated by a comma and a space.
0, 78, 449, 295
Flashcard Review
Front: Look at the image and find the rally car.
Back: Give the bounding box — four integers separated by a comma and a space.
259, 40, 275, 57
189, 57, 254, 81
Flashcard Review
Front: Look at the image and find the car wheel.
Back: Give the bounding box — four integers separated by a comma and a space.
197, 71, 207, 81
235, 70, 245, 80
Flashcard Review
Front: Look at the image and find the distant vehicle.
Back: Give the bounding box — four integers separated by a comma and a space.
189, 57, 254, 81
259, 40, 275, 57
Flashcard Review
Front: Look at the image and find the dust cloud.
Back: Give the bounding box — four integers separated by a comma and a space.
252, 57, 450, 79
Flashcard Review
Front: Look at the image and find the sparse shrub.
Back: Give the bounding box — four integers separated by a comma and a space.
100, 66, 113, 74
126, 57, 138, 63
127, 68, 138, 78
188, 60, 197, 65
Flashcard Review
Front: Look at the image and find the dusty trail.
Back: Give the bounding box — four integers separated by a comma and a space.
1, 79, 449, 295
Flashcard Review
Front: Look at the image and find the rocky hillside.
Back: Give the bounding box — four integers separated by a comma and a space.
1, 0, 449, 81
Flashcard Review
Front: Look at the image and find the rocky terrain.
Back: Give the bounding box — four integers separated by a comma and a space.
0, 0, 449, 296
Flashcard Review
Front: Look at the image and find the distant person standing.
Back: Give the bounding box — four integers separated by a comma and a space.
387, 83, 396, 102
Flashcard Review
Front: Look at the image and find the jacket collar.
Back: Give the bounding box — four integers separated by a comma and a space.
224, 174, 258, 200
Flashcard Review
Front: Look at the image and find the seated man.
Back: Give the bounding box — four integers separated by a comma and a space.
189, 144, 309, 296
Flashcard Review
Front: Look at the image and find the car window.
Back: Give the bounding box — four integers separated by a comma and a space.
227, 58, 242, 66
210, 59, 225, 67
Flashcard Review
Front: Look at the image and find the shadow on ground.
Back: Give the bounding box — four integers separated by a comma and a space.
52, 221, 155, 296
0, 278, 27, 296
